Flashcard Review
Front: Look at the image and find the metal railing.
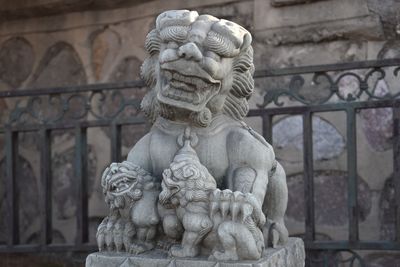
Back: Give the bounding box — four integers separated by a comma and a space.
1, 58, 399, 265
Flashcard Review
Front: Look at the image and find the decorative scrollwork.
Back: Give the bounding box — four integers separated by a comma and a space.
6, 88, 143, 125
258, 65, 400, 108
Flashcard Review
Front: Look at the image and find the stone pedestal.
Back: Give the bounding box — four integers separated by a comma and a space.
86, 237, 305, 267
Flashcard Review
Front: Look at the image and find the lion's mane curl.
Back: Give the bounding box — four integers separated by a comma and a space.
140, 24, 254, 123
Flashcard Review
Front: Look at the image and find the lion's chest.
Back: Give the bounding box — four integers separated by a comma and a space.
149, 129, 229, 188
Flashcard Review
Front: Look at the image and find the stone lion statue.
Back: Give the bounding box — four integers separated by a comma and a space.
159, 134, 265, 260
96, 161, 160, 254
96, 9, 289, 260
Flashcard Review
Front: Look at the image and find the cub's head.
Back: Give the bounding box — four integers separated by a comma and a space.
101, 161, 157, 210
159, 139, 217, 208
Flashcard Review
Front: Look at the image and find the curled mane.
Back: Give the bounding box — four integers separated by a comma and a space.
140, 25, 255, 123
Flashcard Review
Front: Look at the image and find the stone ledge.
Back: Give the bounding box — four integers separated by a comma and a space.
86, 237, 305, 267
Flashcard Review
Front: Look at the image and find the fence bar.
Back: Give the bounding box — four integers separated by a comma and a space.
5, 129, 19, 246
347, 107, 359, 242
393, 103, 400, 242
262, 114, 273, 144
39, 129, 52, 245
75, 126, 89, 244
303, 111, 315, 241
111, 123, 122, 162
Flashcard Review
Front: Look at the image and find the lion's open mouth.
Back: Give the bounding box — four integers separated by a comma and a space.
109, 175, 137, 195
158, 69, 221, 111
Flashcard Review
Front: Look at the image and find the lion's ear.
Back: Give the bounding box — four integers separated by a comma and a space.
241, 33, 252, 50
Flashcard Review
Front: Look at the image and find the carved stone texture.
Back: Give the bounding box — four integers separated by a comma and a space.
94, 9, 295, 264
287, 170, 371, 226
273, 115, 345, 162
254, 0, 383, 45
31, 42, 86, 87
103, 56, 148, 148
293, 233, 334, 267
196, 1, 253, 33
110, 56, 141, 83
159, 131, 265, 260
0, 155, 39, 244
91, 28, 121, 81
380, 175, 395, 241
86, 237, 305, 267
52, 145, 97, 220
97, 161, 160, 254
359, 80, 393, 152
0, 37, 34, 88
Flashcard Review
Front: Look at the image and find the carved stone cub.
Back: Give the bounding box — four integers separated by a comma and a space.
96, 161, 160, 254
159, 135, 265, 260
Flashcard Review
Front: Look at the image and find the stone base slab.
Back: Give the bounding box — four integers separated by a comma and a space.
86, 237, 305, 267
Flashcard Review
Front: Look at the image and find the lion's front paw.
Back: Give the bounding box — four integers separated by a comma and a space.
129, 242, 154, 255
96, 216, 135, 252
169, 245, 198, 258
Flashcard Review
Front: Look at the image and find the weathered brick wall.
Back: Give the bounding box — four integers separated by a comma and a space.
0, 0, 399, 266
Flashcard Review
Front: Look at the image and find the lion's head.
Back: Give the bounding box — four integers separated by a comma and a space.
101, 161, 157, 210
159, 138, 217, 208
141, 10, 254, 127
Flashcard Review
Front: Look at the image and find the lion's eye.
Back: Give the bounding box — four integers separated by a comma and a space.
205, 51, 221, 62
167, 41, 179, 49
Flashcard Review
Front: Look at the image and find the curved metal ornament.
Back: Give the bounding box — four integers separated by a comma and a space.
258, 66, 400, 108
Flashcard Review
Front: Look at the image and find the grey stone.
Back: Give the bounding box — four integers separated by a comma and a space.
86, 238, 305, 267
0, 37, 34, 88
292, 233, 334, 267
0, 0, 152, 22
360, 80, 393, 152
367, 0, 400, 39
272, 115, 345, 162
94, 10, 292, 263
287, 170, 372, 226
254, 0, 384, 45
52, 145, 97, 220
196, 1, 254, 31
30, 42, 86, 88
91, 28, 121, 81
110, 56, 142, 83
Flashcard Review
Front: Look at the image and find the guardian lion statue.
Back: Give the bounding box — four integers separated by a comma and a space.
96, 9, 289, 261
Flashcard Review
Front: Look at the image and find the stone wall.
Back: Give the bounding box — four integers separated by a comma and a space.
0, 0, 399, 266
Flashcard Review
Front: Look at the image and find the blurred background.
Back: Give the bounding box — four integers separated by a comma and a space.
0, 0, 399, 266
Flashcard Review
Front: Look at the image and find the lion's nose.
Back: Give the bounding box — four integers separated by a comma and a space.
178, 42, 203, 61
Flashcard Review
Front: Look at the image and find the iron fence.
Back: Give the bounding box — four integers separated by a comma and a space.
0, 58, 400, 266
